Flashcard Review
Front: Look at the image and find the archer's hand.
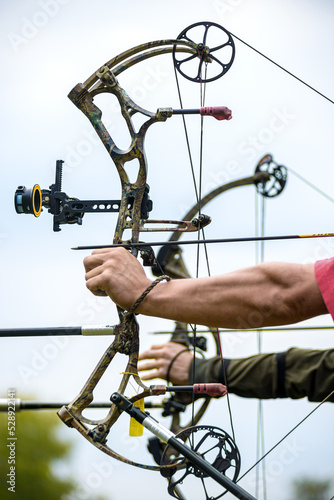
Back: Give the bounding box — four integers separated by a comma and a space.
138, 342, 193, 385
84, 248, 152, 310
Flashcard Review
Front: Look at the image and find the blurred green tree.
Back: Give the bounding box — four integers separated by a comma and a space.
291, 478, 332, 500
0, 399, 106, 500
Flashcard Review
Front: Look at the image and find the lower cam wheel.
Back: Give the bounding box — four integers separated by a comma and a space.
160, 425, 241, 500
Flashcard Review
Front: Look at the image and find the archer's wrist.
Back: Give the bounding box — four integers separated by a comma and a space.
134, 280, 168, 316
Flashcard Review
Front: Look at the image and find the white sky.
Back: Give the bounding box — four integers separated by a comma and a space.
1, 1, 334, 499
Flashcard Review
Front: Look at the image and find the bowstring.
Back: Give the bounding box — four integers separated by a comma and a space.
172, 61, 205, 437
173, 57, 237, 446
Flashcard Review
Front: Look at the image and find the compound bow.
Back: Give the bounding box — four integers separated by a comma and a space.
12, 22, 290, 497
49, 21, 238, 474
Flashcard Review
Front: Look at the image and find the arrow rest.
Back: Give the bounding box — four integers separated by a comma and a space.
139, 244, 156, 267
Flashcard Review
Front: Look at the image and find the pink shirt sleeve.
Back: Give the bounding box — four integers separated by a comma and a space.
314, 257, 334, 320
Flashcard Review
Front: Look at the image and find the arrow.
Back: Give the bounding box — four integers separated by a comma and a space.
72, 232, 334, 250
173, 106, 232, 120
0, 326, 115, 337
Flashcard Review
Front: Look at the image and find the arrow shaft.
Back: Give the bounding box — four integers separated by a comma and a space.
0, 326, 115, 337
73, 232, 334, 251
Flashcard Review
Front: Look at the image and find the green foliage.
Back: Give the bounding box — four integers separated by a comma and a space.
0, 405, 76, 500
291, 478, 332, 500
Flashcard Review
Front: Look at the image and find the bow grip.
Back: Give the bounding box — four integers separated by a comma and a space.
200, 106, 232, 121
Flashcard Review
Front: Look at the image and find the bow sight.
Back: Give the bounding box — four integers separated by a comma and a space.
14, 159, 153, 232
14, 159, 212, 245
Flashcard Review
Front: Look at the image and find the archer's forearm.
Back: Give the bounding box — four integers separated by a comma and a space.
137, 262, 328, 328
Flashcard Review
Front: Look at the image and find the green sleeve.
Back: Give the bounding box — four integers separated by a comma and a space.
189, 348, 334, 403
284, 347, 334, 402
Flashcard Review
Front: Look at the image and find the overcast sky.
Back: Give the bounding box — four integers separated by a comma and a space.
1, 1, 334, 499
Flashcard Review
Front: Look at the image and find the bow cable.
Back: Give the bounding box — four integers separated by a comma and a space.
236, 389, 334, 484
287, 167, 334, 204
227, 30, 334, 105
254, 188, 267, 499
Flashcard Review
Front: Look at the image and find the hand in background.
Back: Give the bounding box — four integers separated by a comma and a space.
138, 342, 193, 385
